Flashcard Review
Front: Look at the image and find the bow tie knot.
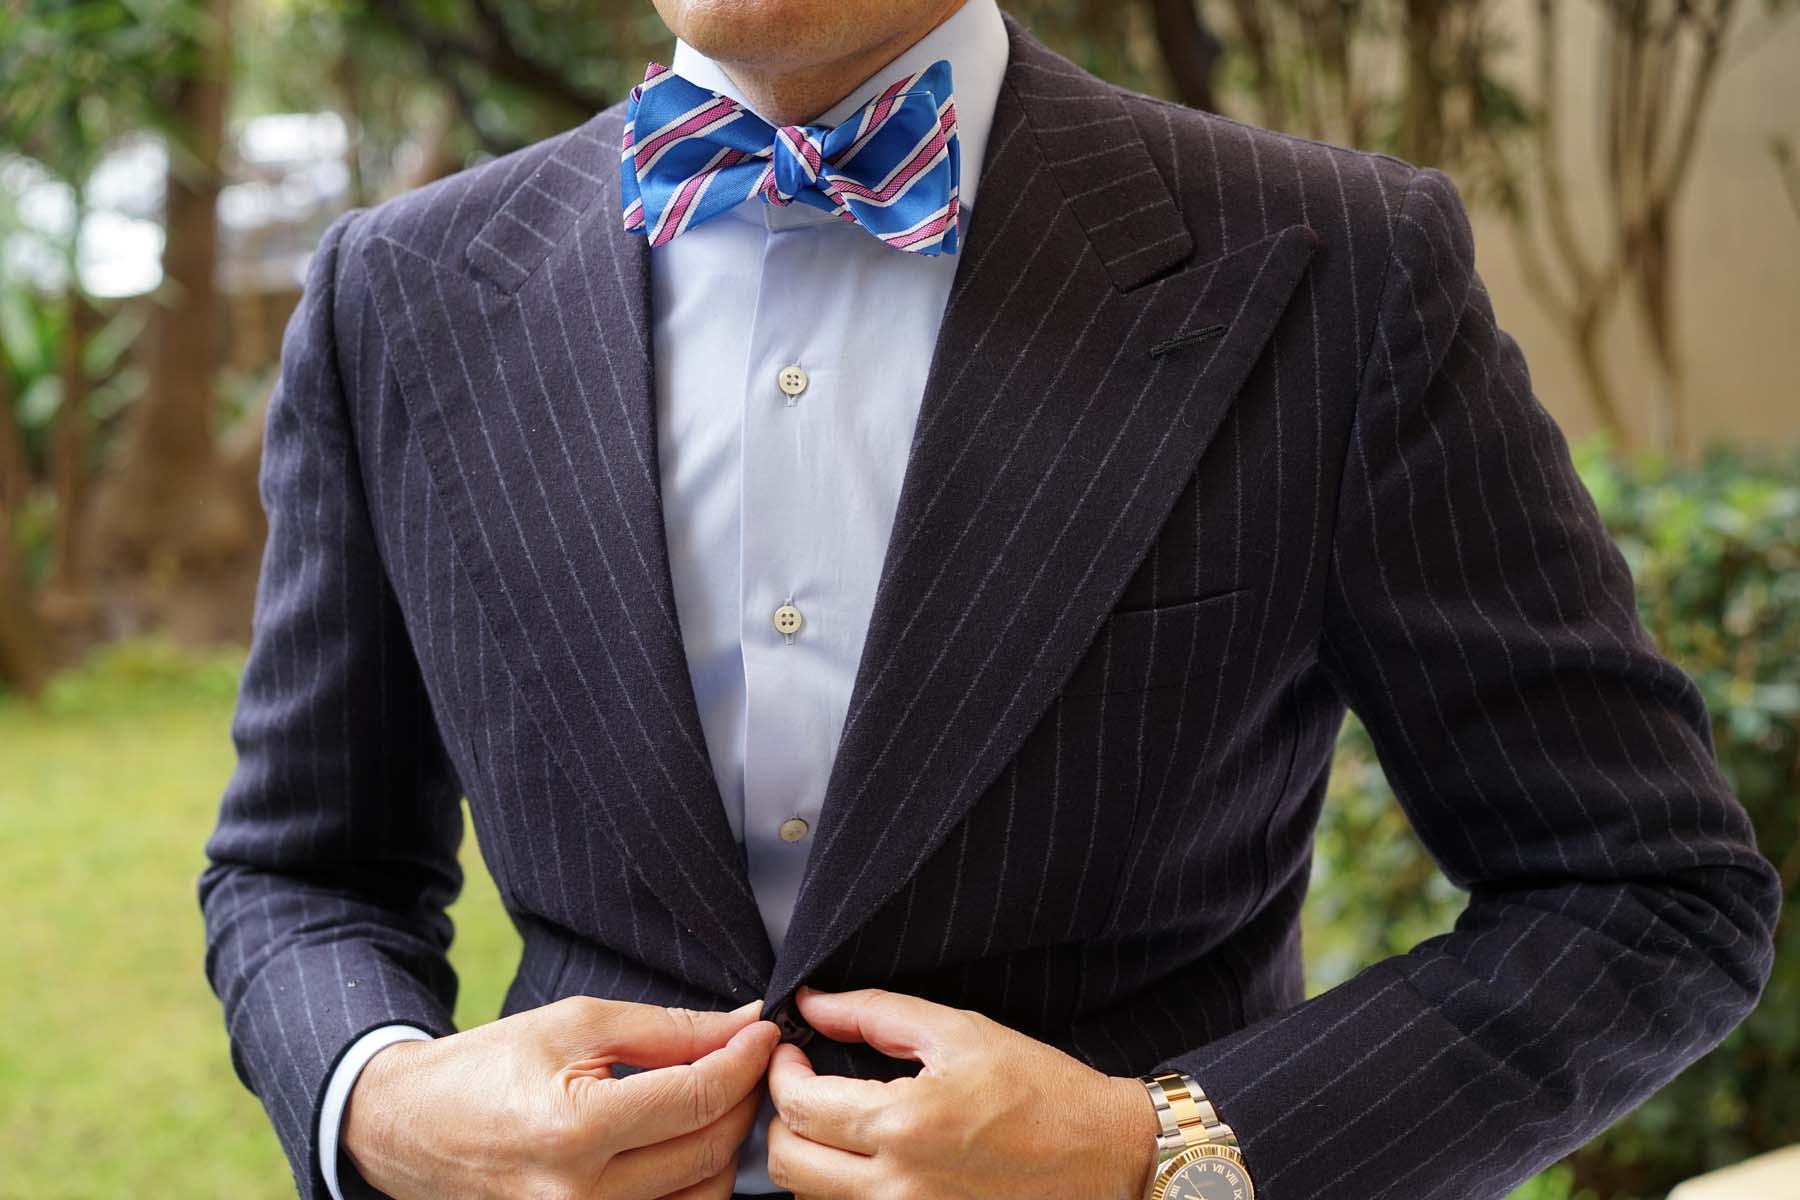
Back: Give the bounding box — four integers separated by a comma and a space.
621, 59, 963, 254
768, 125, 829, 207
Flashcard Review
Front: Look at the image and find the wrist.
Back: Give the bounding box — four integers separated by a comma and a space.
342, 1037, 432, 1180
1103, 1074, 1164, 1200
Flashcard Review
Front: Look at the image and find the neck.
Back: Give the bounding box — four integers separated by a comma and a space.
709, 0, 965, 126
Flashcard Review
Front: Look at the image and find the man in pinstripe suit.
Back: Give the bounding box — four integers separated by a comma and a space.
197, 0, 1782, 1197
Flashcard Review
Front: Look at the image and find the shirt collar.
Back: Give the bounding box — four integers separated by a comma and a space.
667, 0, 1009, 232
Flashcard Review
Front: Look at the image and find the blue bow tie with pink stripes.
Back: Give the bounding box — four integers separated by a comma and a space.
620, 58, 962, 255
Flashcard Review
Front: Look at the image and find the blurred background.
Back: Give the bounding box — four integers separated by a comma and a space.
0, 1, 1795, 1197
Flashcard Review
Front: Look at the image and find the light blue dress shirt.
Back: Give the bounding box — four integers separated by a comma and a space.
318, 2, 1009, 1195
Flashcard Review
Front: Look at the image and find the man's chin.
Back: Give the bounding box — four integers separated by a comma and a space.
663, 0, 853, 61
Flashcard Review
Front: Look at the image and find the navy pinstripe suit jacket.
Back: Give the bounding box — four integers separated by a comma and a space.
199, 13, 1780, 1199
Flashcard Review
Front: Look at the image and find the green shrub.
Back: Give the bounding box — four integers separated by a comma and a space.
0, 634, 248, 718
1304, 441, 1800, 1199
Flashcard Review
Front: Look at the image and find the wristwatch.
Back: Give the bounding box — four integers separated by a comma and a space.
1137, 1070, 1255, 1200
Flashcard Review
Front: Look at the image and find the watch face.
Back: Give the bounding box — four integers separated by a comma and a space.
1157, 1145, 1254, 1200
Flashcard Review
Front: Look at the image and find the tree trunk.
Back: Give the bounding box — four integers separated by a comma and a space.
127, 0, 231, 474
0, 352, 26, 518
1571, 301, 1634, 450
87, 0, 257, 638
0, 514, 48, 697
0, 524, 47, 697
0, 349, 49, 696
1634, 204, 1687, 457
1146, 0, 1223, 112
1402, 0, 1449, 165
1225, 0, 1287, 130
49, 283, 90, 601
1776, 137, 1800, 223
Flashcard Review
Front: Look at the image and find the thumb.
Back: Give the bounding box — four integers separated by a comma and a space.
792, 986, 965, 1066
549, 995, 764, 1068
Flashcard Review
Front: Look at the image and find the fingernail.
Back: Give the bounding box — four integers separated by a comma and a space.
731, 999, 762, 1017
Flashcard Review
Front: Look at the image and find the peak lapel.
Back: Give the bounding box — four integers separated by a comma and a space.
360, 111, 776, 996
767, 19, 1321, 1002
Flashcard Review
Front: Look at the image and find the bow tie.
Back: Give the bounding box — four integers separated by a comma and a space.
620, 58, 962, 255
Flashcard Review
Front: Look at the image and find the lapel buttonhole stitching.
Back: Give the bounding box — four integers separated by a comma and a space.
1147, 322, 1228, 359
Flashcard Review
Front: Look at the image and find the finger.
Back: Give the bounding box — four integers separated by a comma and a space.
547, 995, 764, 1069
791, 986, 968, 1065
597, 1017, 781, 1149
655, 1148, 741, 1200
765, 1112, 882, 1200
599, 1077, 761, 1200
764, 1040, 889, 1155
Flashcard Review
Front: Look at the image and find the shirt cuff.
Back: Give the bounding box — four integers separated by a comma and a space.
319, 1024, 435, 1200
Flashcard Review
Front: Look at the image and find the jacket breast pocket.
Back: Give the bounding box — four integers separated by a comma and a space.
1059, 587, 1249, 698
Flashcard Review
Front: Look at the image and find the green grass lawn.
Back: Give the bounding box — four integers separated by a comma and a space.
0, 640, 520, 1198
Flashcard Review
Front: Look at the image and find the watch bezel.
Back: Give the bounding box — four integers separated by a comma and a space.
1150, 1141, 1256, 1200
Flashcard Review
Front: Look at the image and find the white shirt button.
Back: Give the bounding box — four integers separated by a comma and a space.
777, 365, 808, 398
778, 816, 810, 842
773, 603, 804, 639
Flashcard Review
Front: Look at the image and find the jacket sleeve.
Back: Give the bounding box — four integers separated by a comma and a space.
1154, 166, 1781, 1200
197, 208, 465, 1200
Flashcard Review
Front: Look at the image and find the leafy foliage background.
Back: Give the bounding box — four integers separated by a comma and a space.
3, 0, 1794, 1193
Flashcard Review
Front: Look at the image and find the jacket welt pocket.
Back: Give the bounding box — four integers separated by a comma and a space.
1059, 587, 1248, 698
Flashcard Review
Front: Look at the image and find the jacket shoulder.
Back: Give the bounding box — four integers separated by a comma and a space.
1109, 86, 1417, 265
337, 107, 625, 272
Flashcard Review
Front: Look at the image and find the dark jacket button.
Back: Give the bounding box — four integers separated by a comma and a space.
767, 995, 815, 1046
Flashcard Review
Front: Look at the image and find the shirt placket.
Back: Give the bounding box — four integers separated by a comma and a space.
738, 220, 836, 955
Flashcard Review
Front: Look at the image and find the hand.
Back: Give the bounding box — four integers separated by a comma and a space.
764, 986, 1162, 1199
342, 995, 781, 1200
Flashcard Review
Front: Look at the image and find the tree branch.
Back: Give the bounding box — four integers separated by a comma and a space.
365, 0, 609, 128
1144, 0, 1222, 111
465, 0, 611, 115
